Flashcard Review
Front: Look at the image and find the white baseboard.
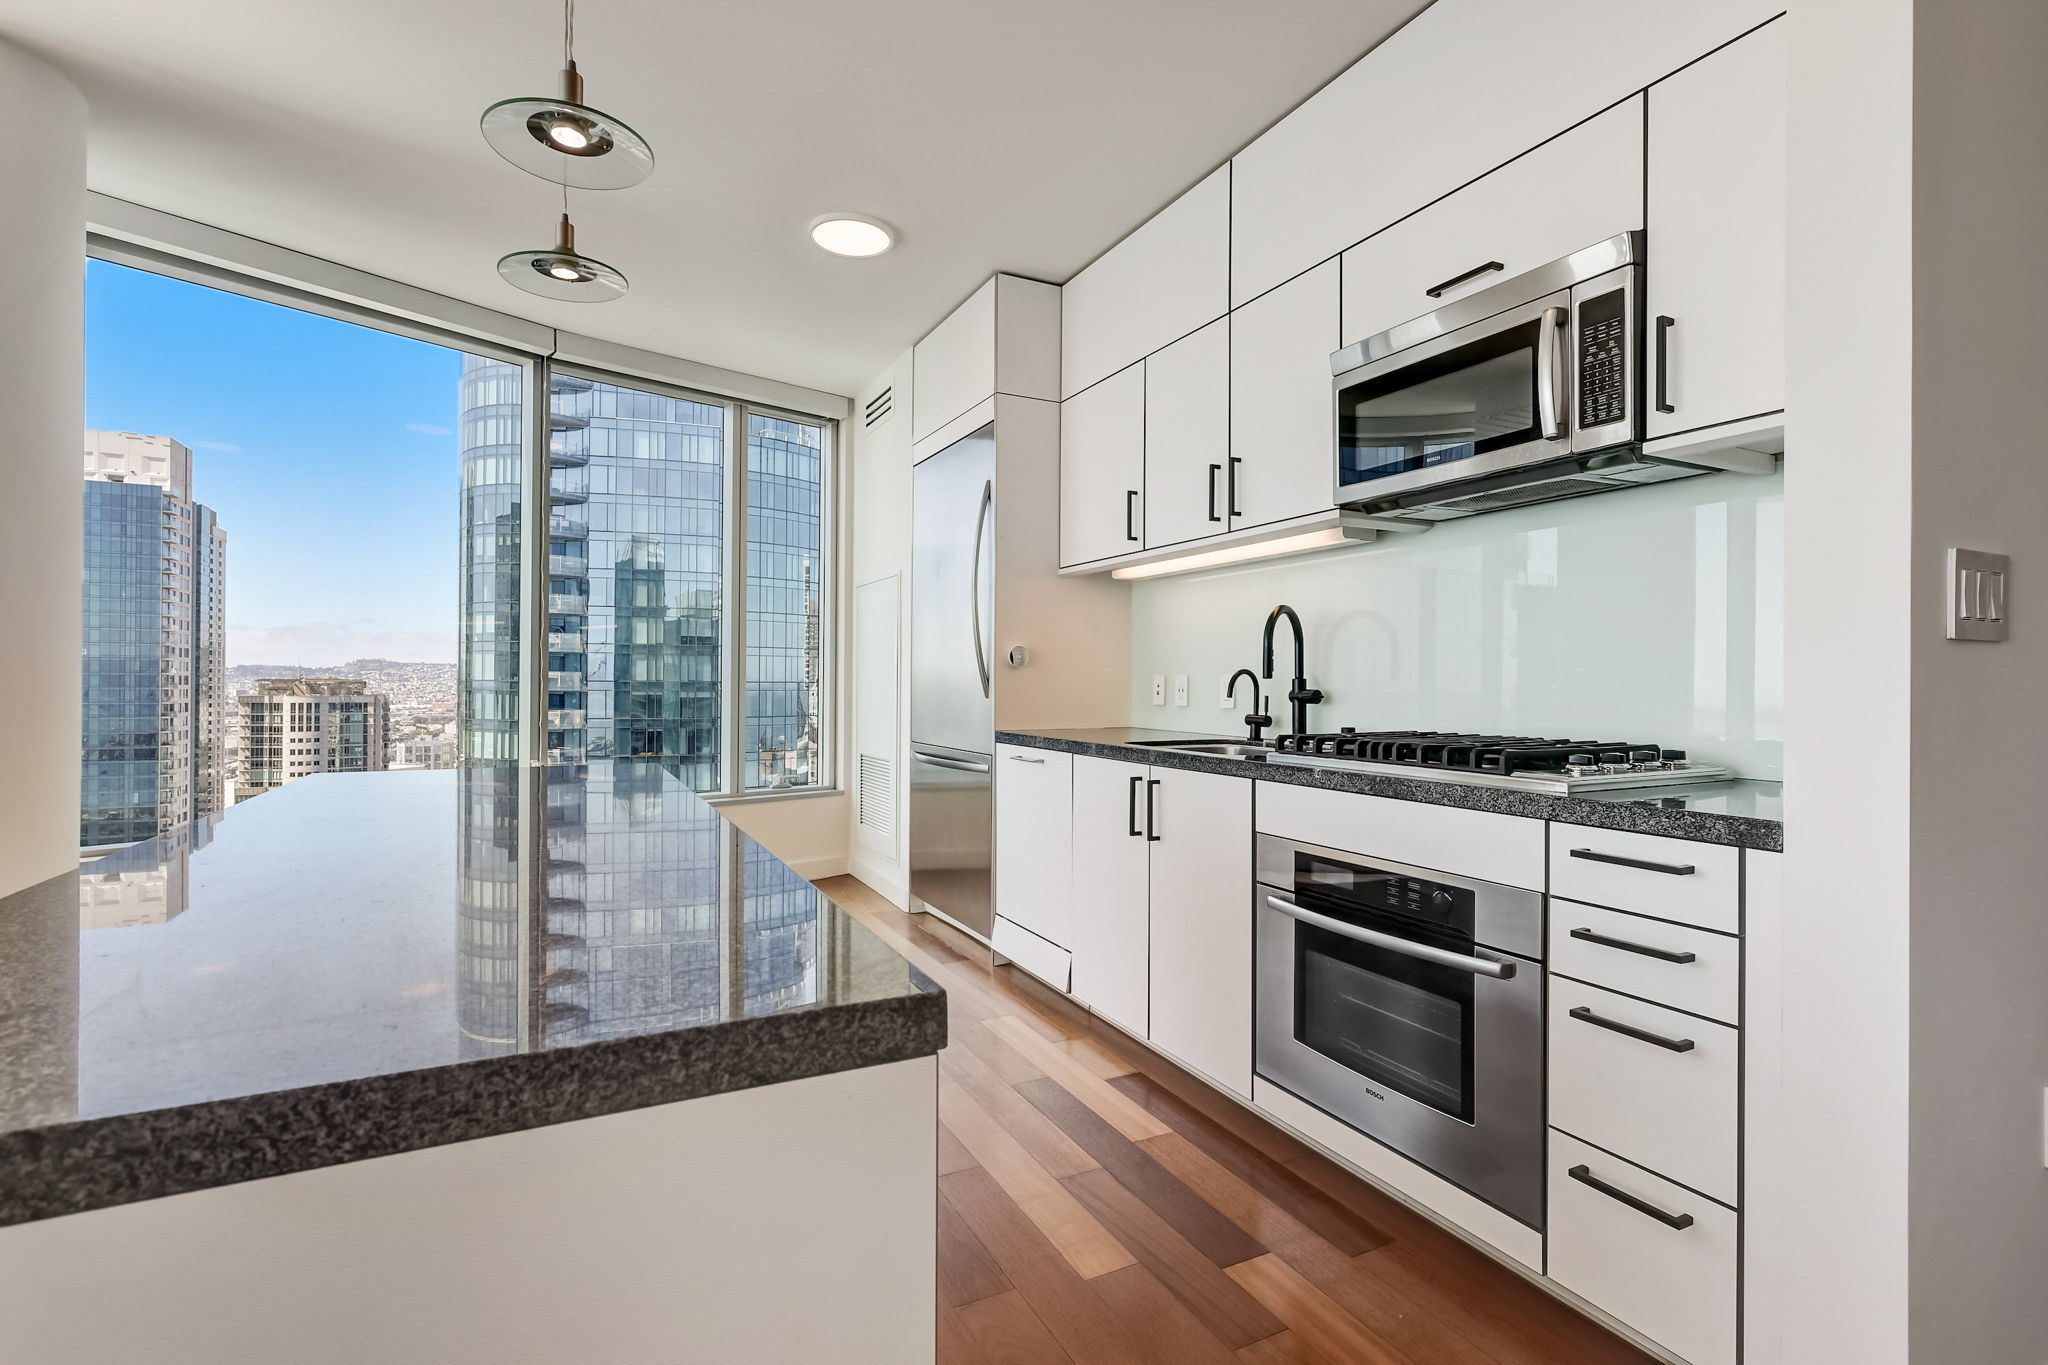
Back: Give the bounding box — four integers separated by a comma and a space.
845, 852, 907, 908
789, 855, 850, 881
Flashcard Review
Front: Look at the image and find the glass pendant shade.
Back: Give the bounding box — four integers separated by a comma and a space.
480, 63, 654, 190
498, 214, 629, 302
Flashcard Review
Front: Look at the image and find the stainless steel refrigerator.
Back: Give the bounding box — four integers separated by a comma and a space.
909, 424, 996, 938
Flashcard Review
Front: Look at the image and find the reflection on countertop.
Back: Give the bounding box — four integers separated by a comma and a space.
0, 763, 942, 1228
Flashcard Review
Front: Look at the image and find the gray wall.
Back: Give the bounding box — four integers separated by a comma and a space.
0, 38, 84, 897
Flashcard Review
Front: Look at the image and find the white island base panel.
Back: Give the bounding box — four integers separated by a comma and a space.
0, 1056, 938, 1365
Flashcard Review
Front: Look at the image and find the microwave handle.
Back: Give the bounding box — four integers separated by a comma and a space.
1535, 305, 1568, 440
1264, 893, 1517, 979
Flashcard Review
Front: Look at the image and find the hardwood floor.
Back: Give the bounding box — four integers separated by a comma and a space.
815, 875, 1657, 1365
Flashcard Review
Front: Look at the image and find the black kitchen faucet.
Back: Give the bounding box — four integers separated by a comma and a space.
1261, 604, 1324, 739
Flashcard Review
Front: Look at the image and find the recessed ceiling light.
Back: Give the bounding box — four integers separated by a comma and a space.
809, 215, 895, 258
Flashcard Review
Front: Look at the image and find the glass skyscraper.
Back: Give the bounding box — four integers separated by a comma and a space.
80, 433, 227, 847
457, 356, 525, 764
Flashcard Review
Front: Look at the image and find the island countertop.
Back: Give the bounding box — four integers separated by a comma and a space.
0, 764, 944, 1228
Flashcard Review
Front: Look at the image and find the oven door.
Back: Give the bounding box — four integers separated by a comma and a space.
1255, 885, 1545, 1228
1333, 289, 1572, 507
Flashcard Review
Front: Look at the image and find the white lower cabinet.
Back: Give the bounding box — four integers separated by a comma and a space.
1068, 755, 1152, 1035
1145, 767, 1253, 1096
993, 745, 1073, 948
1549, 1131, 1738, 1365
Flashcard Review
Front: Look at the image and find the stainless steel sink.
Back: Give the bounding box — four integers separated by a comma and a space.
1129, 739, 1271, 760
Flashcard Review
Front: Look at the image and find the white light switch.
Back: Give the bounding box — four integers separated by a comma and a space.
1947, 548, 2010, 641
1150, 674, 1165, 705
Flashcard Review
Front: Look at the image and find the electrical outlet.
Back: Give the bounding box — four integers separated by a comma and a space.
1173, 674, 1190, 707
1221, 674, 1237, 708
1150, 674, 1166, 705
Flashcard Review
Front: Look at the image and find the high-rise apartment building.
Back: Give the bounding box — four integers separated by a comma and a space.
234, 677, 390, 801
81, 432, 228, 847
456, 360, 824, 791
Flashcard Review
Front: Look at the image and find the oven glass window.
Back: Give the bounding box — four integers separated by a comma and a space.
1337, 317, 1542, 491
1293, 919, 1476, 1122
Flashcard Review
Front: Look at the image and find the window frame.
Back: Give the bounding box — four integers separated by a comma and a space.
85, 233, 842, 802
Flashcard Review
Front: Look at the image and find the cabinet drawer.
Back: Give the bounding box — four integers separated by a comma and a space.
1548, 1130, 1737, 1365
1339, 99, 1643, 347
1549, 978, 1737, 1204
1548, 824, 1739, 932
1550, 900, 1738, 1025
1256, 782, 1543, 890
994, 745, 1073, 948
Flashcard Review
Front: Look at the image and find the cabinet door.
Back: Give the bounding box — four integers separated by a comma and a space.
912, 279, 995, 443
1068, 755, 1150, 1035
993, 745, 1073, 949
1142, 318, 1232, 550
1646, 20, 1786, 439
1229, 260, 1339, 531
1058, 363, 1145, 567
1147, 767, 1253, 1095
1340, 99, 1644, 348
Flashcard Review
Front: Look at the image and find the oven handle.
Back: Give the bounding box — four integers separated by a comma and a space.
1263, 893, 1517, 979
1535, 304, 1568, 441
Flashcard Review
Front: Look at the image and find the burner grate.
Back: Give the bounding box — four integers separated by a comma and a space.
1272, 729, 1689, 776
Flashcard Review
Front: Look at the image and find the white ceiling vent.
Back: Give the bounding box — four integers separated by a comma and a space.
862, 386, 895, 429
857, 753, 895, 838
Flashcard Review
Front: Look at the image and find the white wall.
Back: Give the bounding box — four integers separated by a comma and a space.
1131, 471, 1783, 776
847, 352, 916, 907
0, 38, 84, 899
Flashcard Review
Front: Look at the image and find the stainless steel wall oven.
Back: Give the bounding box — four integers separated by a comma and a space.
1254, 835, 1546, 1228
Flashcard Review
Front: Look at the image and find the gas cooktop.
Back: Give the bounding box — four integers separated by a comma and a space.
1260, 729, 1733, 795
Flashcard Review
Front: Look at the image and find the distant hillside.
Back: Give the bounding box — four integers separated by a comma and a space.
226, 659, 457, 710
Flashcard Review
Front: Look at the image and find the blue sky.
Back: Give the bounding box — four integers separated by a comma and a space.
86, 260, 465, 665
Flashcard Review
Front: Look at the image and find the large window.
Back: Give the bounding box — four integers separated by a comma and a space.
85, 252, 834, 854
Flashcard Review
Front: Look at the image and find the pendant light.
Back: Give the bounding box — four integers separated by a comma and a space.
480, 0, 654, 191
498, 210, 629, 303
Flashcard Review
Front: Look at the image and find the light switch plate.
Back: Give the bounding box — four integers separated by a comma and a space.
1150, 674, 1165, 705
1947, 547, 2010, 641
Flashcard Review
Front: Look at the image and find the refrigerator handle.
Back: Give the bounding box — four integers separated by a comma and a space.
912, 749, 991, 774
970, 479, 993, 699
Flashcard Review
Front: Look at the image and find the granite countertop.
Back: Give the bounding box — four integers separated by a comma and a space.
998, 728, 1782, 852
0, 764, 944, 1228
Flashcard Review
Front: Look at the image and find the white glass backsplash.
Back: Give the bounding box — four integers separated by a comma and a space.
1128, 472, 1784, 779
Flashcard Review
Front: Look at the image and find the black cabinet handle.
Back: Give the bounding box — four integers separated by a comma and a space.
1124, 489, 1139, 543
1227, 456, 1242, 518
1145, 778, 1161, 841
1569, 927, 1696, 963
1569, 1005, 1695, 1052
1206, 464, 1223, 522
1569, 847, 1695, 876
1127, 775, 1143, 838
1567, 1165, 1695, 1230
1424, 260, 1505, 299
1655, 315, 1676, 414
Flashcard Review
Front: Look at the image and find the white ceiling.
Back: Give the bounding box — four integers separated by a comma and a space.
0, 0, 1430, 396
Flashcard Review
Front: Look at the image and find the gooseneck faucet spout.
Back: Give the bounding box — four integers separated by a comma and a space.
1261, 604, 1324, 739
1226, 668, 1271, 742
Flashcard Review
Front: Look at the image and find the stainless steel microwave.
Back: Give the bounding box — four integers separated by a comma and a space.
1330, 232, 1716, 521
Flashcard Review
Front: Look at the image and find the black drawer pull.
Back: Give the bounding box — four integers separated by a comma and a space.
1424, 260, 1505, 298
1569, 927, 1696, 963
1206, 464, 1224, 522
1127, 775, 1143, 837
1569, 847, 1695, 876
1568, 1164, 1695, 1230
1654, 315, 1676, 414
1569, 1005, 1695, 1052
1124, 489, 1139, 543
1145, 778, 1162, 841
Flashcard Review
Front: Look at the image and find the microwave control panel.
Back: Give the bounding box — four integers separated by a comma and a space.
1576, 288, 1629, 430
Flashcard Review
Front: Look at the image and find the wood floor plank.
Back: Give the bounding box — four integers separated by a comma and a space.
940, 1185, 1015, 1308
1055, 1036, 1134, 1079
941, 1081, 1135, 1280
1064, 1166, 1286, 1350
1225, 1253, 1413, 1365
951, 1007, 1051, 1086
954, 1289, 1076, 1365
1235, 1330, 1325, 1364
941, 1166, 1153, 1365
1088, 1262, 1243, 1365
989, 1016, 1172, 1142
1109, 1074, 1391, 1256
939, 1120, 980, 1176
945, 1029, 1099, 1179
1144, 1133, 1498, 1365
940, 1300, 994, 1365
1363, 1241, 1658, 1365
1018, 1077, 1267, 1269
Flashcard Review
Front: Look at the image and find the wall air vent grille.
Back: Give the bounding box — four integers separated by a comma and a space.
862, 386, 895, 428
857, 753, 894, 836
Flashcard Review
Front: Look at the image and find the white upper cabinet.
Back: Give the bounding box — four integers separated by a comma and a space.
1645, 19, 1787, 439
1340, 99, 1645, 348
1229, 259, 1339, 531
1230, 0, 1785, 307
1142, 318, 1232, 550
1058, 362, 1145, 568
1061, 166, 1230, 398
913, 275, 1060, 445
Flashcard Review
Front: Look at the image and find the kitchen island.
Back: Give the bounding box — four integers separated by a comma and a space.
0, 764, 944, 1364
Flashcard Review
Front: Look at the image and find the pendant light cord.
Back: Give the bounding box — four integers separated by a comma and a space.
565, 0, 575, 69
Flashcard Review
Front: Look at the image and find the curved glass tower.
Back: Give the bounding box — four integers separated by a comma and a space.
457, 357, 526, 763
